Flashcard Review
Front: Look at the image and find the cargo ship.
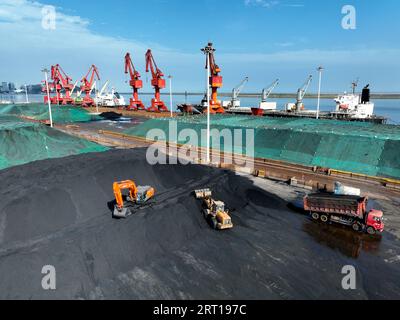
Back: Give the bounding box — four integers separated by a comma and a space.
178, 82, 387, 124
227, 84, 387, 124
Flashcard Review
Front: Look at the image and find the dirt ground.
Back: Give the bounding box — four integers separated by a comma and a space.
0, 149, 399, 300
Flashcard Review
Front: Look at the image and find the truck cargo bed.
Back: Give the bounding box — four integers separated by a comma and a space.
304, 193, 367, 218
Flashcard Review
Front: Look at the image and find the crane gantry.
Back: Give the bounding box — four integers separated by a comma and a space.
201, 43, 225, 114
125, 52, 145, 111
145, 49, 168, 112
43, 64, 74, 105
80, 64, 100, 107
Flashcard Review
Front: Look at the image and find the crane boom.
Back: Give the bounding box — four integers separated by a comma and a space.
233, 77, 249, 100
71, 81, 78, 95
44, 64, 75, 105
99, 80, 109, 96
80, 65, 100, 107
300, 75, 313, 100
145, 49, 168, 112
262, 79, 279, 102
54, 65, 74, 90
125, 52, 145, 110
89, 81, 96, 95
295, 75, 312, 111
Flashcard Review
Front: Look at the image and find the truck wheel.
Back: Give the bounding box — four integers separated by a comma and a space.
311, 213, 320, 221
367, 227, 376, 235
321, 215, 329, 223
352, 223, 361, 232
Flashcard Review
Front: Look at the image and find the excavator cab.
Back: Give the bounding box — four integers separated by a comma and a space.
113, 181, 155, 218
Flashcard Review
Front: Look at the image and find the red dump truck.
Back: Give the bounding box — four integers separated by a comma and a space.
304, 193, 384, 235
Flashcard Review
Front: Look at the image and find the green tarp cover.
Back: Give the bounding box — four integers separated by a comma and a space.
125, 115, 400, 179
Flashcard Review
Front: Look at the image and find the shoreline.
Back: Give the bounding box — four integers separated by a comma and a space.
131, 92, 400, 100
2, 93, 400, 100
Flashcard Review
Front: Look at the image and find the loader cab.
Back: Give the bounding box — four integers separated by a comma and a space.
213, 201, 225, 214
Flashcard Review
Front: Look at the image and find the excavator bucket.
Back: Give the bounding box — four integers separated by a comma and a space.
113, 207, 130, 219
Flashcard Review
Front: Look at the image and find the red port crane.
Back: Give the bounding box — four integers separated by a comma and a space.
43, 64, 74, 105
201, 42, 225, 114
145, 49, 169, 112
80, 64, 100, 107
53, 64, 74, 105
125, 52, 145, 111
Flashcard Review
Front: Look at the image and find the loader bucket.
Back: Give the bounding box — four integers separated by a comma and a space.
194, 189, 212, 199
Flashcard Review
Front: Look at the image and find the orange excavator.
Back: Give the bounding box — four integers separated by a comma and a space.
201, 42, 225, 114
113, 180, 155, 218
125, 52, 145, 111
145, 49, 169, 112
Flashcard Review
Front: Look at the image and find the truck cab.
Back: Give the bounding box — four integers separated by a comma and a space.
366, 210, 384, 234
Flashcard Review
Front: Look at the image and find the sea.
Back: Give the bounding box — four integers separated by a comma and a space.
2, 93, 399, 125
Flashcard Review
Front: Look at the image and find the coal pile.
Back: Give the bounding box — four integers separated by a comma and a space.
0, 149, 399, 300
99, 112, 123, 121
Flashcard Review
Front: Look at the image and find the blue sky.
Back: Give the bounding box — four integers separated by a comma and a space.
0, 0, 400, 92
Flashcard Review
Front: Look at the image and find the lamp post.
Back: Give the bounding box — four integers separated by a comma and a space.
24, 84, 29, 103
42, 68, 53, 128
316, 66, 324, 120
168, 75, 173, 118
201, 44, 212, 164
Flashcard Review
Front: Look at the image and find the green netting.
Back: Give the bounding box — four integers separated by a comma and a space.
125, 115, 400, 179
378, 140, 400, 178
0, 116, 108, 170
0, 103, 101, 123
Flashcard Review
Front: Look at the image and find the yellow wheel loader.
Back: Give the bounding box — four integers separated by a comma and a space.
194, 189, 233, 230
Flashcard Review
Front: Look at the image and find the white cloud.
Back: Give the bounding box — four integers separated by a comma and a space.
244, 0, 280, 8
0, 0, 201, 90
275, 42, 295, 47
244, 0, 305, 9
